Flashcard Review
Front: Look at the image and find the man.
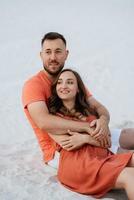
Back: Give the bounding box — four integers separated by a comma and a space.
22, 32, 134, 168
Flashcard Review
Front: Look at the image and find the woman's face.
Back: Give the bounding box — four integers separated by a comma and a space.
56, 71, 78, 102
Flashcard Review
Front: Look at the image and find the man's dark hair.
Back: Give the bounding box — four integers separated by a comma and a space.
41, 32, 66, 47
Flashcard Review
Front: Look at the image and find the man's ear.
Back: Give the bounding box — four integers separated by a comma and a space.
66, 50, 69, 59
40, 51, 43, 60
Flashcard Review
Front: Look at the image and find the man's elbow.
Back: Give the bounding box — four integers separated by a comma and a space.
38, 122, 52, 132
33, 116, 51, 132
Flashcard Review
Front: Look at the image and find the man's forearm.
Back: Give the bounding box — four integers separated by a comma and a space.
97, 105, 110, 123
41, 113, 89, 135
28, 102, 90, 136
88, 96, 110, 123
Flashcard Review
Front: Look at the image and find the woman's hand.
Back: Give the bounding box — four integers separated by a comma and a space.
60, 130, 111, 151
60, 130, 87, 151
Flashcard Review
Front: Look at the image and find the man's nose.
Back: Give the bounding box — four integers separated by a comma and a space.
50, 52, 56, 60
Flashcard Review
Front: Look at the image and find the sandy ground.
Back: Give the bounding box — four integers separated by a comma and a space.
0, 140, 128, 200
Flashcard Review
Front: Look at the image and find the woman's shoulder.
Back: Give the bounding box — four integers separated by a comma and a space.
86, 115, 97, 123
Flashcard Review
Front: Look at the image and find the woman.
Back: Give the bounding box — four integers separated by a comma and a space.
47, 69, 134, 199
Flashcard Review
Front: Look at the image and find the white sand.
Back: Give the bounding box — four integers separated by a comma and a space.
0, 1, 134, 199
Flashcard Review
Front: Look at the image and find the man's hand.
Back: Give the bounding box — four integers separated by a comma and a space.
90, 117, 111, 148
87, 96, 110, 143
89, 117, 109, 140
84, 117, 111, 148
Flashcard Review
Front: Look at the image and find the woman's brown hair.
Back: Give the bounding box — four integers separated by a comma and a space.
47, 69, 98, 117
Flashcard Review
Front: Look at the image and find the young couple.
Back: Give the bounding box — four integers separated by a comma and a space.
22, 32, 134, 199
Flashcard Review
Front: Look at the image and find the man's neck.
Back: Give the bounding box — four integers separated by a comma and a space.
42, 69, 56, 82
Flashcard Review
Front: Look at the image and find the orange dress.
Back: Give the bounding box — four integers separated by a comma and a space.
57, 115, 133, 198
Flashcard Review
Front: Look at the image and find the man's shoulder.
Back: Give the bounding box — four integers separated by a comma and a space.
22, 70, 51, 106
25, 71, 42, 83
22, 70, 51, 93
23, 71, 48, 88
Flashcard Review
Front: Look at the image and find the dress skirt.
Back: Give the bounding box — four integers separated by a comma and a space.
58, 144, 133, 198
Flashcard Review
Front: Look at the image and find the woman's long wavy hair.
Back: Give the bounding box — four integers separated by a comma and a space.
47, 69, 98, 117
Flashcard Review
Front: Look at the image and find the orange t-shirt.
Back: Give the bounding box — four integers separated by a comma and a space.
22, 70, 92, 162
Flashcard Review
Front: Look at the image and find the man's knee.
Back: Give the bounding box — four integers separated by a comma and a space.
119, 128, 134, 149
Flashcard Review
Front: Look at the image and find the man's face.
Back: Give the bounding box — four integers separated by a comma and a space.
40, 39, 69, 76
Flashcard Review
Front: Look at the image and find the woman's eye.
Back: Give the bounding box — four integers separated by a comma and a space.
68, 81, 73, 84
57, 81, 62, 84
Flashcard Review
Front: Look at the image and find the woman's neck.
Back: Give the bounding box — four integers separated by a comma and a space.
61, 100, 87, 121
62, 100, 75, 111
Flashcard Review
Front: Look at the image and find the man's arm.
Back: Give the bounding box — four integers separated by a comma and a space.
28, 101, 90, 135
88, 96, 110, 139
28, 101, 111, 149
88, 96, 110, 122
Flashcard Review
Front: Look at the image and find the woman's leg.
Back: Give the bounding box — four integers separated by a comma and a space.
119, 128, 134, 150
127, 153, 134, 167
114, 167, 134, 200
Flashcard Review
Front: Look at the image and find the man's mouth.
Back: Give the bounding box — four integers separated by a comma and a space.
50, 61, 59, 65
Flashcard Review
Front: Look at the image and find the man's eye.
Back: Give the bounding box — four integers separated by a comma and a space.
45, 51, 51, 54
56, 50, 62, 54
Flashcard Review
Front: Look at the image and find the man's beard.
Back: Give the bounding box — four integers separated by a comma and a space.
43, 64, 64, 76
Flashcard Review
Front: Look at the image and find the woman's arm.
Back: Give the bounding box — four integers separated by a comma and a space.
48, 131, 111, 151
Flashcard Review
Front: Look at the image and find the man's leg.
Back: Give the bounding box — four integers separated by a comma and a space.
119, 128, 134, 150
110, 128, 134, 153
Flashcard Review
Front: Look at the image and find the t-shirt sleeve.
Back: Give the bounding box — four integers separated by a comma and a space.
22, 79, 46, 108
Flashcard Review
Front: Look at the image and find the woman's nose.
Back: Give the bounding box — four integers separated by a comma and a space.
61, 82, 67, 88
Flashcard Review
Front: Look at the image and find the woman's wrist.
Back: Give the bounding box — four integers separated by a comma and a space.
82, 126, 92, 135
